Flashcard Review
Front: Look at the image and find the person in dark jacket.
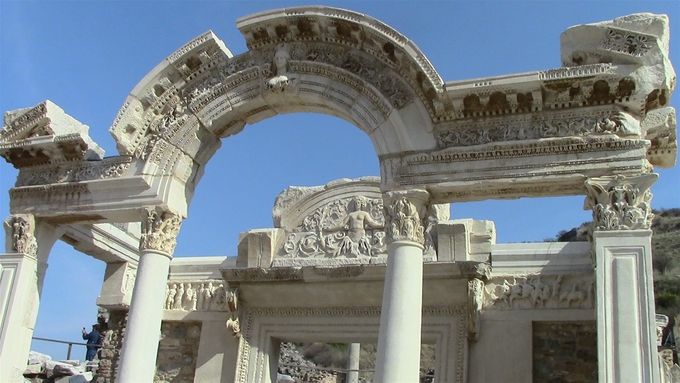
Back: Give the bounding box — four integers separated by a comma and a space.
81, 324, 102, 361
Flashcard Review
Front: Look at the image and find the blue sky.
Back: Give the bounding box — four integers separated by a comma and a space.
1, 1, 678, 359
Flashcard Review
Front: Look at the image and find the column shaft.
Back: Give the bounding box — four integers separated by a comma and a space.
375, 242, 424, 382
347, 343, 361, 383
116, 249, 170, 383
116, 208, 181, 383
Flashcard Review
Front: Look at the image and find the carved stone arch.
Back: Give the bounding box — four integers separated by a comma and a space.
109, 7, 446, 214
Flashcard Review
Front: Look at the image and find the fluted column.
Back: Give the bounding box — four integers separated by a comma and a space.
585, 174, 660, 383
117, 208, 182, 383
375, 189, 429, 383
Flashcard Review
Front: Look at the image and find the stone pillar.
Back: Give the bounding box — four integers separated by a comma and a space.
116, 209, 182, 383
585, 174, 661, 383
347, 343, 360, 383
0, 214, 60, 383
375, 189, 429, 383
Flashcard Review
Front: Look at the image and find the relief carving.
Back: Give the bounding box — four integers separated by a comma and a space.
483, 274, 594, 310
279, 195, 386, 259
140, 209, 182, 254
467, 278, 484, 341
585, 174, 656, 231
16, 157, 132, 187
226, 288, 241, 337
5, 214, 38, 256
266, 44, 291, 92
437, 108, 641, 148
165, 281, 228, 312
602, 28, 651, 57
384, 191, 428, 245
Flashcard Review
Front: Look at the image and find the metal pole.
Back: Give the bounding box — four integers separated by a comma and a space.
67, 343, 73, 360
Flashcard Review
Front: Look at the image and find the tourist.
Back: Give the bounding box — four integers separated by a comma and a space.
81, 324, 102, 361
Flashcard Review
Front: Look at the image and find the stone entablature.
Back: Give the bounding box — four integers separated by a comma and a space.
0, 101, 104, 168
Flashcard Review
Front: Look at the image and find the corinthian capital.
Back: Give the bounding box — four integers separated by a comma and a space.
140, 208, 183, 254
383, 189, 429, 245
4, 214, 38, 256
584, 174, 657, 231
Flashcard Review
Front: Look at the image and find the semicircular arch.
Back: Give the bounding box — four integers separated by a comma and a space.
109, 6, 443, 215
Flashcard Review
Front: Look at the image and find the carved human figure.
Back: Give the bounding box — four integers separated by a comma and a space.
166, 283, 177, 310
197, 283, 206, 311
326, 196, 382, 257
212, 283, 227, 310
184, 283, 197, 311
267, 44, 291, 91
202, 282, 214, 310
173, 283, 185, 310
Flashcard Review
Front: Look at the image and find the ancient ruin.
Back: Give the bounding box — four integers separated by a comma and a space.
0, 6, 677, 383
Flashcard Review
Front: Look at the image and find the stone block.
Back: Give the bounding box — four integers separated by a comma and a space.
437, 219, 495, 262
237, 228, 282, 268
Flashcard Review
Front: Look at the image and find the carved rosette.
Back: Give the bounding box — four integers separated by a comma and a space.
383, 189, 429, 246
4, 214, 38, 256
140, 208, 183, 254
584, 174, 657, 231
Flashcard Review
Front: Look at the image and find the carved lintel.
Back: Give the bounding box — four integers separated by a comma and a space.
383, 189, 429, 245
140, 208, 183, 254
226, 288, 241, 337
4, 214, 38, 256
467, 278, 484, 342
584, 174, 657, 231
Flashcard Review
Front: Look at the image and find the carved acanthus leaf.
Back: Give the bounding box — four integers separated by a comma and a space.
4, 214, 38, 256
383, 190, 429, 245
584, 174, 656, 231
140, 209, 182, 254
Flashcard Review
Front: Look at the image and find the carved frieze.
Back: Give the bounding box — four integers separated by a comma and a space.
602, 28, 651, 57
484, 274, 595, 310
584, 174, 656, 231
4, 214, 38, 256
15, 157, 132, 187
436, 108, 641, 148
164, 280, 228, 312
279, 195, 386, 260
140, 209, 182, 254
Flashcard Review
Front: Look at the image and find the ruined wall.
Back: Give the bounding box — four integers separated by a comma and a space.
154, 321, 201, 383
533, 321, 597, 383
95, 310, 128, 383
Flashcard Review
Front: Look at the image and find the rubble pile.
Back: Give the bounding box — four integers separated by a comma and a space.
23, 351, 95, 383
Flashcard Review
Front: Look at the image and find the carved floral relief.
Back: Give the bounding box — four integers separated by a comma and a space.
279, 195, 386, 259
